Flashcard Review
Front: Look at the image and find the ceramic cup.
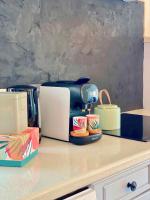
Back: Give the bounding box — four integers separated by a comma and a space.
73, 116, 87, 134
86, 114, 100, 134
94, 105, 120, 130
94, 89, 121, 130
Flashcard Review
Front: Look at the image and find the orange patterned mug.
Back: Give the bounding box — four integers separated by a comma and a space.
86, 114, 101, 134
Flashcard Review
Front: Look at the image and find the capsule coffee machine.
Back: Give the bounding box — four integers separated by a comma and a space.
40, 78, 100, 144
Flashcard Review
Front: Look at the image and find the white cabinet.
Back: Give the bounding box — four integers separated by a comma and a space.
133, 190, 150, 200
91, 161, 150, 200
60, 161, 150, 200
104, 167, 149, 200
143, 40, 150, 108
64, 188, 96, 200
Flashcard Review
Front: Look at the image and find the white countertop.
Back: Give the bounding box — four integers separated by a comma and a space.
1, 110, 150, 200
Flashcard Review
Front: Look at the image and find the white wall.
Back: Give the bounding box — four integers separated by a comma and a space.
140, 0, 150, 37
143, 0, 150, 108
143, 40, 150, 108
144, 0, 150, 37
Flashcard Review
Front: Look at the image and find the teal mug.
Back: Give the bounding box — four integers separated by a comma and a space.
94, 89, 121, 130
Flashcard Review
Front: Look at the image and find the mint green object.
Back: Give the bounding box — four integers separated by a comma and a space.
0, 150, 38, 167
0, 147, 7, 160
94, 105, 120, 130
94, 89, 121, 130
0, 141, 8, 160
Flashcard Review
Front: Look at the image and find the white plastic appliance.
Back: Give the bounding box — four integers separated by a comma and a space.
40, 86, 70, 141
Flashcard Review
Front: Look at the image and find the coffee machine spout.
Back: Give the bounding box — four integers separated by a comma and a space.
82, 104, 92, 114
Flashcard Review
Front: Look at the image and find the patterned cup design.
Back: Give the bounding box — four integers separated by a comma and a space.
86, 114, 100, 134
73, 116, 87, 133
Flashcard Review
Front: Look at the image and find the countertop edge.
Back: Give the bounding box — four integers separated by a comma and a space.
28, 149, 150, 200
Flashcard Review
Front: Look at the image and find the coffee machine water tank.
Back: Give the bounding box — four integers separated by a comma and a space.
81, 84, 99, 113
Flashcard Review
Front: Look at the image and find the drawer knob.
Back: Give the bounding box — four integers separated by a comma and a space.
127, 181, 137, 191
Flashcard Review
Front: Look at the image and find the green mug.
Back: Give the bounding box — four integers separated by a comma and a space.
94, 89, 121, 130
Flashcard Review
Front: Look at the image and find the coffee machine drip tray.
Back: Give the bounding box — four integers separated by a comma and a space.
102, 113, 150, 142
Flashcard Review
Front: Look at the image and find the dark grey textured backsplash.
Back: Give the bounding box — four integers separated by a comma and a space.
0, 0, 144, 110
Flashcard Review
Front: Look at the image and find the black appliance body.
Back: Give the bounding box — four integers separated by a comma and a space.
103, 113, 150, 142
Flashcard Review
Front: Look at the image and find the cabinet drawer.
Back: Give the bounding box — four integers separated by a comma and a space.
133, 190, 150, 200
104, 167, 149, 200
64, 188, 96, 200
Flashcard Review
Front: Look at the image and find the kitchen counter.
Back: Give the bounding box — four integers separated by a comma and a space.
1, 110, 150, 200
126, 109, 150, 116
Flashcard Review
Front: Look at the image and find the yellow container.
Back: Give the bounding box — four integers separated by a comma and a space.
0, 92, 28, 134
